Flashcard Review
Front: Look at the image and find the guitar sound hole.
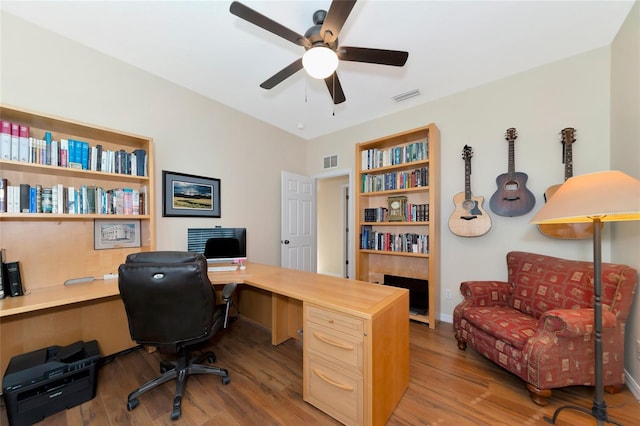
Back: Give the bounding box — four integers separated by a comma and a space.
462, 200, 475, 211
505, 181, 519, 191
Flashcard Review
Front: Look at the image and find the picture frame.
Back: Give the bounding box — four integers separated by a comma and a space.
162, 170, 221, 217
94, 219, 141, 250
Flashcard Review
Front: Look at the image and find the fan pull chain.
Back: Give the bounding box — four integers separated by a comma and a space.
332, 73, 335, 116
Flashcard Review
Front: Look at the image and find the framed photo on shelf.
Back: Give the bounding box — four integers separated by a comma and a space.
162, 170, 221, 217
94, 219, 141, 250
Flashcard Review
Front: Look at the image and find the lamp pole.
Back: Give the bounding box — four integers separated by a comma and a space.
545, 217, 621, 426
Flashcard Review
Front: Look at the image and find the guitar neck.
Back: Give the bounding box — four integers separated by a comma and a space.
464, 157, 472, 200
564, 144, 573, 181
507, 139, 516, 178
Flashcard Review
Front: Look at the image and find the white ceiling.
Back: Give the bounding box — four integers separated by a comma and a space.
1, 1, 634, 140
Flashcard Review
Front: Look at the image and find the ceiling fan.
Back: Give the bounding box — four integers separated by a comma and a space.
229, 0, 409, 104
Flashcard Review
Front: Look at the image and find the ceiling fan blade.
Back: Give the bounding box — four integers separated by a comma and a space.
260, 58, 304, 89
320, 0, 357, 45
230, 1, 310, 48
338, 46, 409, 66
324, 73, 346, 104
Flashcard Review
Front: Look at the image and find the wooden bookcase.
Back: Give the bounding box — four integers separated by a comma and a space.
0, 104, 155, 290
355, 124, 439, 328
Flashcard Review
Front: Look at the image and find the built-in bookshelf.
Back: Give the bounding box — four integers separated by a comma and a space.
355, 124, 439, 328
0, 104, 155, 291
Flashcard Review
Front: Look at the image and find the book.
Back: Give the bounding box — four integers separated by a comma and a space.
19, 183, 31, 213
60, 139, 69, 168
0, 121, 11, 160
5, 261, 24, 296
133, 148, 147, 176
44, 131, 52, 165
19, 125, 30, 162
0, 178, 7, 212
95, 144, 103, 171
10, 122, 19, 161
80, 141, 89, 170
0, 248, 5, 299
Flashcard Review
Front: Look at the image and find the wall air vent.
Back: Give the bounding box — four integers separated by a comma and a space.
392, 89, 421, 103
323, 154, 338, 169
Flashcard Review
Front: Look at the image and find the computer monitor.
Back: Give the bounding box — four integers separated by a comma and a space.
187, 227, 247, 265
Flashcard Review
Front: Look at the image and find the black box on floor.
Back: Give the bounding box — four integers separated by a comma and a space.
2, 340, 101, 426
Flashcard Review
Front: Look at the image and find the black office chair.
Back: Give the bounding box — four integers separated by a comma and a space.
118, 251, 236, 420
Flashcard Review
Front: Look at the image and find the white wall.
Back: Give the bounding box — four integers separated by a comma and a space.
1, 12, 307, 266
308, 47, 613, 323
611, 0, 640, 397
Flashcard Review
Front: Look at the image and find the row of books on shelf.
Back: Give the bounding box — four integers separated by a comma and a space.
0, 178, 147, 215
361, 166, 428, 193
0, 121, 147, 176
360, 226, 429, 254
364, 203, 429, 222
361, 138, 428, 171
0, 248, 24, 299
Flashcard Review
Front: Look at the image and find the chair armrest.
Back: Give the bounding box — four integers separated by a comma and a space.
221, 282, 237, 302
459, 280, 512, 307
540, 309, 618, 337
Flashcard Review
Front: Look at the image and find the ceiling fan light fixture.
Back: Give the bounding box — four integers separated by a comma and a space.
302, 46, 338, 79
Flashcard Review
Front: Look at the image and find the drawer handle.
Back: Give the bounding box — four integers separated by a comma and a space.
313, 369, 354, 392
313, 332, 354, 350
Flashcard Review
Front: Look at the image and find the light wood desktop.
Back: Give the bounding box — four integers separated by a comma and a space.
0, 262, 409, 426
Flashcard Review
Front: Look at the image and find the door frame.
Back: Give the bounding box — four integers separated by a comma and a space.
312, 168, 355, 280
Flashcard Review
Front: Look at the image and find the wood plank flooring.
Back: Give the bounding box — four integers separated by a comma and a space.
2, 318, 639, 425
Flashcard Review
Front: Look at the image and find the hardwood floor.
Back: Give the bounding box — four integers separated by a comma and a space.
2, 318, 639, 425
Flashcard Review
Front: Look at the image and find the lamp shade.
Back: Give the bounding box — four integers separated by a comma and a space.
530, 170, 640, 224
302, 46, 339, 79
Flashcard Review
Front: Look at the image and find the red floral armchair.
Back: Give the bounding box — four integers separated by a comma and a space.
453, 251, 637, 405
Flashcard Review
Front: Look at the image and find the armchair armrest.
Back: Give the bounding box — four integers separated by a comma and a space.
540, 309, 618, 337
459, 280, 513, 308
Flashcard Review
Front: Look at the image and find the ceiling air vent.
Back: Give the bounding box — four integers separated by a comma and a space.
323, 154, 338, 169
392, 89, 421, 103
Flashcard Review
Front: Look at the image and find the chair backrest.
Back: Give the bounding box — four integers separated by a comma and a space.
507, 251, 638, 320
118, 251, 217, 348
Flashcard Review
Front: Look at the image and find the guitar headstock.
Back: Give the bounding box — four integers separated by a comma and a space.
560, 127, 576, 145
504, 127, 518, 143
462, 145, 473, 160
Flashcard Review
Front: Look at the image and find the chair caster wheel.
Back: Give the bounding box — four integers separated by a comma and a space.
222, 376, 231, 385
127, 398, 139, 411
171, 407, 181, 420
160, 361, 174, 373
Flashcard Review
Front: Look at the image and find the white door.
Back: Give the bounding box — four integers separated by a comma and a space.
281, 171, 316, 272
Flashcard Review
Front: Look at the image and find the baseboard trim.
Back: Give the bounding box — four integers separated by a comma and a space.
625, 370, 640, 401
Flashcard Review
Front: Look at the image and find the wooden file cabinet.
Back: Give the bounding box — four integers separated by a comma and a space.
304, 304, 365, 426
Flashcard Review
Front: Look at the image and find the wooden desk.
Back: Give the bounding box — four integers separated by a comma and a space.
0, 263, 409, 426
210, 264, 410, 425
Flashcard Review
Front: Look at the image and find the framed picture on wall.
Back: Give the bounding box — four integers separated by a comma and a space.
162, 170, 221, 217
94, 219, 142, 250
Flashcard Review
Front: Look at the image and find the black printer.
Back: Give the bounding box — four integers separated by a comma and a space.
2, 340, 101, 426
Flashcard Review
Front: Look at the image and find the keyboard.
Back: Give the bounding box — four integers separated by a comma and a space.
208, 265, 239, 272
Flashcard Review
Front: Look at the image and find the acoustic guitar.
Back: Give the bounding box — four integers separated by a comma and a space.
537, 127, 596, 239
489, 128, 535, 217
449, 145, 492, 237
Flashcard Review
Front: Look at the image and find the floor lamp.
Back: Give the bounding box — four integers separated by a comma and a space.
530, 170, 640, 426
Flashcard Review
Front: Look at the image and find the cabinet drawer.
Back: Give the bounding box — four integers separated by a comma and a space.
305, 305, 364, 338
306, 322, 363, 372
304, 353, 363, 426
